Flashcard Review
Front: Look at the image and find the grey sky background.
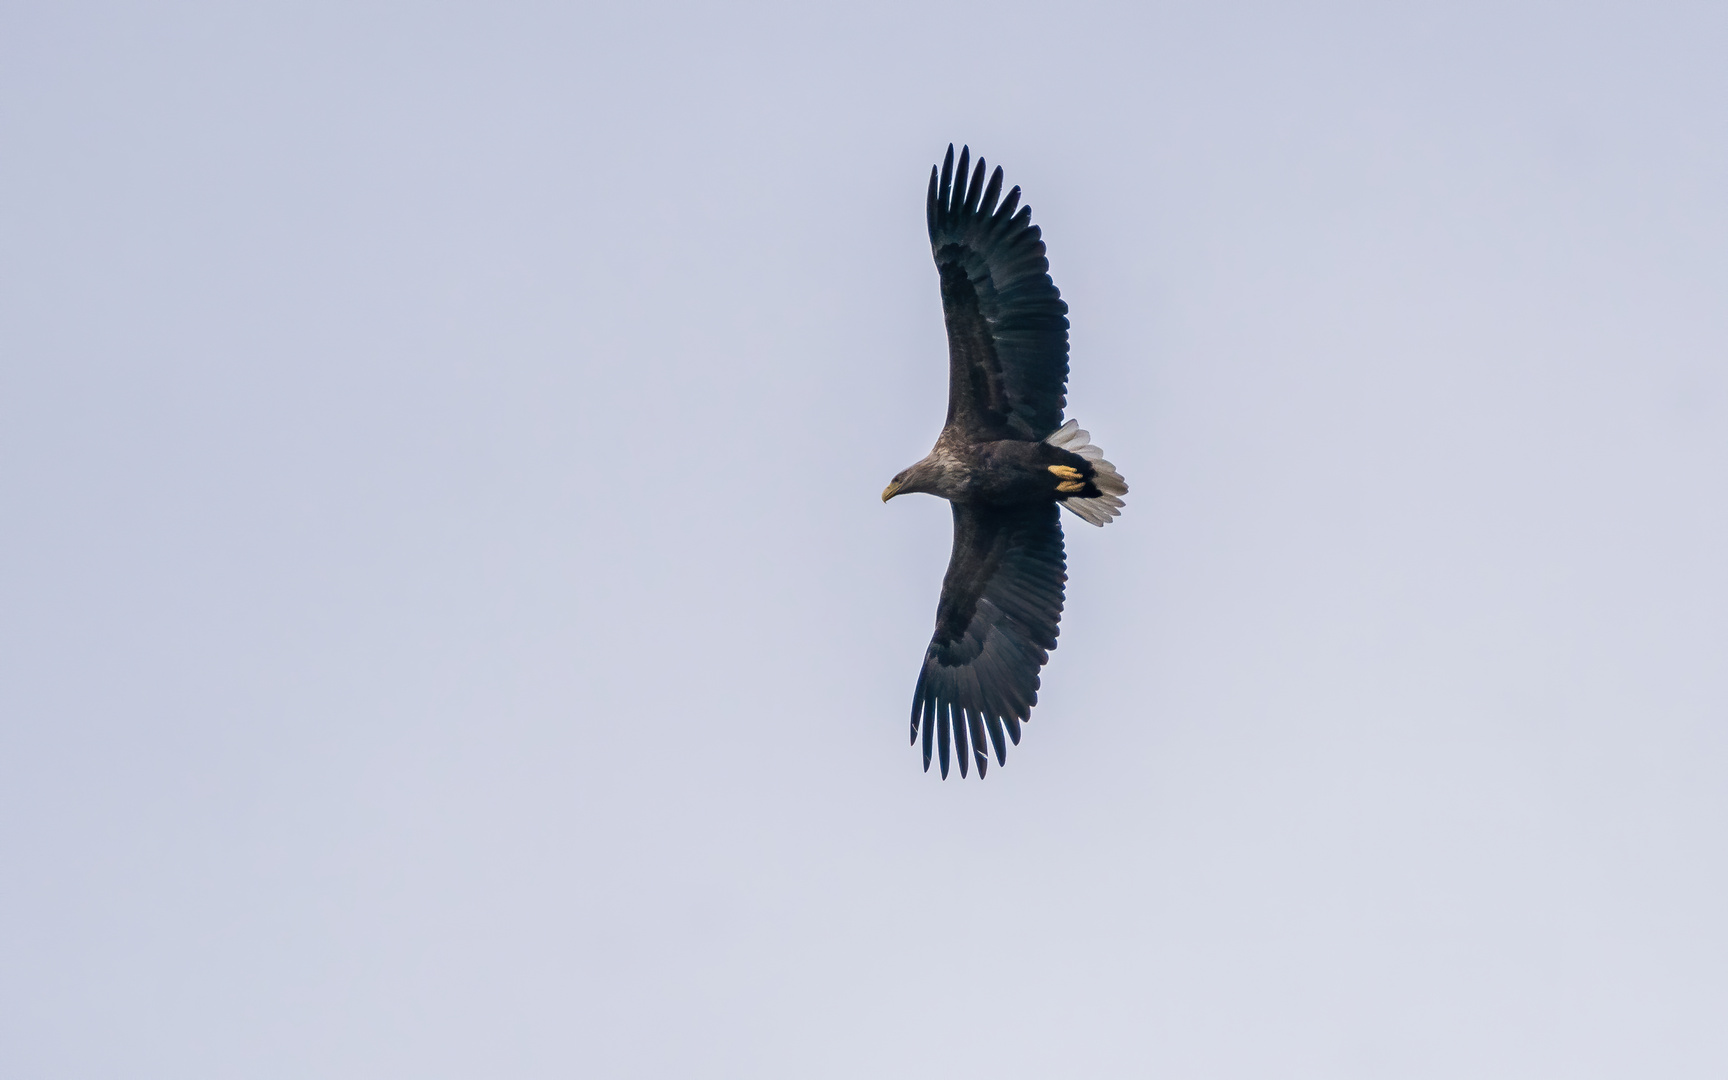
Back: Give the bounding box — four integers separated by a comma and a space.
3, 2, 1725, 1076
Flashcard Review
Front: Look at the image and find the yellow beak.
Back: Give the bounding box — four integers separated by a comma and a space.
881, 481, 902, 503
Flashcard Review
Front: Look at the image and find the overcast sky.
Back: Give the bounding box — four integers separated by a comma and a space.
3, 2, 1725, 1077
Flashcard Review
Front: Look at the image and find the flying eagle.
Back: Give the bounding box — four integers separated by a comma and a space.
882, 145, 1128, 780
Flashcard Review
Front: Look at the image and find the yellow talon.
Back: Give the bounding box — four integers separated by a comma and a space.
1047, 465, 1083, 480
1057, 480, 1085, 493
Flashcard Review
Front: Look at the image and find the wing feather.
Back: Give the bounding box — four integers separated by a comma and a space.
928, 144, 1070, 441
937, 700, 952, 779
983, 711, 1008, 767
910, 502, 1066, 778
968, 709, 991, 777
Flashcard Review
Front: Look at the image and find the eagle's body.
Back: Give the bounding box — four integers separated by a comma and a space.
883, 145, 1127, 780
916, 436, 1092, 503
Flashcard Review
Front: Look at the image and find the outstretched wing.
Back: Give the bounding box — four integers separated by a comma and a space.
911, 502, 1066, 779
928, 144, 1071, 441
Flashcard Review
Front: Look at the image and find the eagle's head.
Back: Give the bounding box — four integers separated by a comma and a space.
881, 457, 943, 502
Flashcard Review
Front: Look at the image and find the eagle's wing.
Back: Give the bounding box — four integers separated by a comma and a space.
912, 501, 1066, 778
928, 144, 1070, 441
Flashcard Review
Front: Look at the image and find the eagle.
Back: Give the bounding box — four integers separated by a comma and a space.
882, 145, 1128, 780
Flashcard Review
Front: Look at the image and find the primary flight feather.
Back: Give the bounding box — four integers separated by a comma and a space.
883, 145, 1128, 780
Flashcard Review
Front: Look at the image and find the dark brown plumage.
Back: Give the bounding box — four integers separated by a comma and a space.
882, 145, 1128, 779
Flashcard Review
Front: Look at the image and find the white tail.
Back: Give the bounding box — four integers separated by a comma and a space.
1044, 420, 1128, 526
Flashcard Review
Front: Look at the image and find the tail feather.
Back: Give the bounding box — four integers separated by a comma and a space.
1045, 420, 1128, 526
